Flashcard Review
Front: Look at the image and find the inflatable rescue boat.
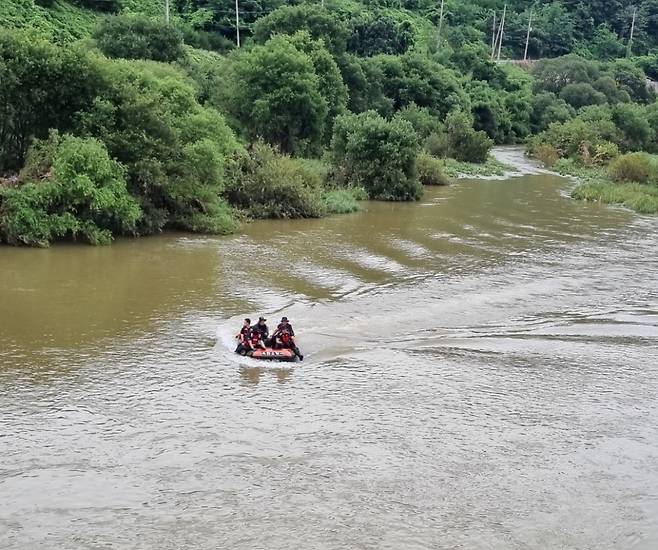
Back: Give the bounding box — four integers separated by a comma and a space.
247, 347, 297, 362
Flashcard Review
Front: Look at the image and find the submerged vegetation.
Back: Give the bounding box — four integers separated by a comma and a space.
1, 0, 658, 245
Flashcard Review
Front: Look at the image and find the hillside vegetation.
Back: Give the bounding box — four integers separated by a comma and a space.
1, 0, 657, 246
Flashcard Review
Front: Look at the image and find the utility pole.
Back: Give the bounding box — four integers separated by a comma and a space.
165, 0, 169, 24
235, 0, 240, 47
627, 7, 637, 57
496, 4, 506, 62
437, 0, 445, 49
491, 11, 497, 58
523, 7, 533, 61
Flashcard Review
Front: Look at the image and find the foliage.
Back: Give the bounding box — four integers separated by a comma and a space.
287, 32, 348, 142
441, 157, 514, 178
227, 34, 327, 156
608, 153, 654, 183
535, 144, 559, 168
94, 15, 184, 62
530, 92, 575, 133
347, 12, 415, 56
223, 142, 326, 219
330, 111, 422, 201
559, 83, 606, 109
394, 104, 443, 139
0, 30, 101, 172
417, 152, 449, 185
323, 187, 366, 214
77, 57, 239, 235
252, 5, 349, 56
0, 134, 140, 246
572, 179, 658, 214
444, 110, 492, 164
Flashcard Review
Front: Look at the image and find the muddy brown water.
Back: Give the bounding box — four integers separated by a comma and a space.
1, 149, 658, 549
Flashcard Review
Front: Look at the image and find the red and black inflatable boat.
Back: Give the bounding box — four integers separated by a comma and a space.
247, 348, 297, 362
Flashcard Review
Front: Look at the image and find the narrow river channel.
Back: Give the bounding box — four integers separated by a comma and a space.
1, 149, 657, 549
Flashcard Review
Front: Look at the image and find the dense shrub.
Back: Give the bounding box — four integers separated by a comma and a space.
608, 153, 654, 183
611, 103, 654, 152
347, 13, 415, 57
78, 58, 239, 235
535, 144, 560, 168
394, 104, 443, 139
592, 142, 620, 165
0, 134, 140, 247
530, 92, 575, 133
424, 132, 450, 158
223, 142, 326, 219
417, 152, 449, 186
323, 188, 366, 214
331, 111, 422, 201
444, 110, 492, 164
0, 32, 101, 172
375, 54, 470, 118
532, 118, 603, 158
94, 16, 184, 62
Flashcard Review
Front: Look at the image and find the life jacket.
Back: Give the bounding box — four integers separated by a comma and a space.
279, 331, 292, 347
239, 326, 250, 341
249, 329, 261, 345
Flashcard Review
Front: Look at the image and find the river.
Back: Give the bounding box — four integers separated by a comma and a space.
1, 149, 658, 549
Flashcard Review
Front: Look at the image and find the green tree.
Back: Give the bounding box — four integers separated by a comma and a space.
331, 111, 421, 201
78, 58, 239, 234
530, 92, 576, 133
612, 103, 654, 152
228, 35, 327, 156
252, 5, 349, 56
559, 82, 607, 109
376, 53, 470, 118
0, 32, 101, 172
347, 13, 415, 56
288, 32, 347, 142
94, 15, 185, 62
444, 110, 492, 163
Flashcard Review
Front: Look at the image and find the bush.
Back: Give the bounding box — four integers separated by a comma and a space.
535, 144, 560, 168
77, 58, 240, 235
323, 188, 366, 214
445, 110, 492, 164
592, 142, 620, 165
223, 142, 326, 219
0, 134, 140, 247
330, 111, 422, 201
394, 104, 443, 139
424, 132, 450, 158
608, 153, 654, 183
417, 152, 449, 185
94, 16, 184, 62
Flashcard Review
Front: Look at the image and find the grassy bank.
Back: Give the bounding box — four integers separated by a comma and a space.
442, 156, 516, 178
553, 160, 658, 214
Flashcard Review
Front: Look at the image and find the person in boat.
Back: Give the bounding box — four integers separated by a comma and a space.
235, 318, 251, 355
272, 316, 303, 361
247, 325, 266, 352
250, 317, 269, 347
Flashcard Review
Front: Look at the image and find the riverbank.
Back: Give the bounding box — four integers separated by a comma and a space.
552, 159, 658, 215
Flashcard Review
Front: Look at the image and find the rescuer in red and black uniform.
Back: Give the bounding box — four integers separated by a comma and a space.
272, 316, 303, 361
249, 317, 269, 350
235, 318, 252, 355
